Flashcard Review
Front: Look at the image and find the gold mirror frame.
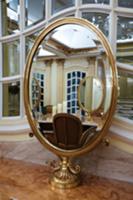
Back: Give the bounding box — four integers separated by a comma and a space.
24, 17, 118, 188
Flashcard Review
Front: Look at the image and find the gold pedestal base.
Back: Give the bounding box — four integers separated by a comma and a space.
50, 157, 80, 189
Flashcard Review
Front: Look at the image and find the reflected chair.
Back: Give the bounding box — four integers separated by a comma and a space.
53, 113, 97, 150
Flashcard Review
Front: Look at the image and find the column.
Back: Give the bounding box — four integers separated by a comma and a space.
57, 59, 64, 104
87, 57, 96, 76
51, 59, 58, 106
45, 60, 52, 105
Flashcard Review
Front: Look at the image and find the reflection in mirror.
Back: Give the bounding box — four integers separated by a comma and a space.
30, 77, 41, 119
29, 23, 113, 149
78, 76, 103, 122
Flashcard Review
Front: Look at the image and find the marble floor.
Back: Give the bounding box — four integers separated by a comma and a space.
0, 159, 132, 200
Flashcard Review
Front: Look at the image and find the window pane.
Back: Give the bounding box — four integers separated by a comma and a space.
3, 81, 20, 116
82, 0, 109, 4
66, 71, 86, 114
52, 0, 75, 15
1, 0, 20, 35
2, 40, 20, 77
116, 71, 133, 120
25, 30, 42, 60
118, 0, 133, 8
82, 12, 109, 37
25, 0, 45, 27
117, 16, 133, 66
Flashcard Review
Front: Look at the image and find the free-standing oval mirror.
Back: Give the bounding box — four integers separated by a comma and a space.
24, 18, 118, 188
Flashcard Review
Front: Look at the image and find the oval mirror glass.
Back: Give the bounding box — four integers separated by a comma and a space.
25, 18, 117, 152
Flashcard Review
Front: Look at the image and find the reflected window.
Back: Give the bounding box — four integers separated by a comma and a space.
32, 73, 44, 113
82, 12, 109, 37
3, 81, 20, 117
116, 71, 133, 120
2, 40, 20, 77
117, 16, 133, 66
1, 0, 20, 35
25, 0, 45, 27
82, 0, 109, 4
52, 0, 75, 15
118, 0, 133, 8
67, 71, 86, 114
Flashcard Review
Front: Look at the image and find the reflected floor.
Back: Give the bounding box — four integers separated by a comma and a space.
0, 159, 132, 200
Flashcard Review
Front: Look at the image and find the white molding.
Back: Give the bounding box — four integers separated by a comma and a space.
0, 34, 20, 43
20, 34, 25, 118
80, 4, 111, 12
117, 62, 133, 72
80, 6, 111, 13
115, 7, 133, 16
0, 42, 2, 119
0, 82, 2, 119
20, 78, 24, 118
0, 123, 30, 133
1, 75, 21, 83
0, 117, 31, 132
45, 0, 52, 22
0, 43, 2, 80
110, 116, 133, 140
0, 1, 2, 37
109, 10, 117, 54
20, 0, 25, 31
0, 117, 31, 141
110, 124, 133, 140
75, 0, 81, 17
75, 0, 82, 7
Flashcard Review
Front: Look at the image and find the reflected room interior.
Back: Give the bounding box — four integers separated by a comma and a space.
30, 23, 113, 143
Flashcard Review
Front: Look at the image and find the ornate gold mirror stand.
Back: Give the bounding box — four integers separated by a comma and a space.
50, 156, 81, 188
